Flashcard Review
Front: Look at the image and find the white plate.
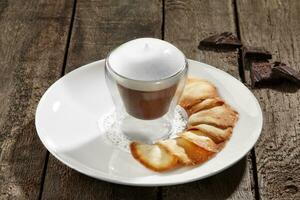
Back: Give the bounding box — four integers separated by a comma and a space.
35, 59, 263, 186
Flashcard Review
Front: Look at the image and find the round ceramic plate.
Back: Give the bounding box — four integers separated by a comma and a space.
35, 59, 263, 186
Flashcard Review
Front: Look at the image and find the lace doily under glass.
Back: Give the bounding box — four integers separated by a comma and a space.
98, 106, 188, 152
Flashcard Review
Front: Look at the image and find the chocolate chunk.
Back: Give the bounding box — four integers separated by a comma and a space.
199, 32, 242, 48
250, 61, 281, 87
241, 46, 272, 70
272, 62, 300, 85
242, 46, 272, 60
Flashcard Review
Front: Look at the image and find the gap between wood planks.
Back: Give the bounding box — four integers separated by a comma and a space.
161, 0, 165, 40
37, 0, 78, 199
233, 0, 260, 200
233, 0, 245, 83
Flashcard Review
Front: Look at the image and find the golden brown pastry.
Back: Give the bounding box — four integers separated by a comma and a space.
158, 139, 192, 165
130, 142, 178, 172
180, 78, 218, 109
176, 137, 214, 165
188, 124, 232, 143
188, 104, 238, 128
186, 97, 224, 116
179, 131, 219, 152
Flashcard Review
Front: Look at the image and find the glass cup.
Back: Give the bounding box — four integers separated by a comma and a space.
105, 38, 188, 143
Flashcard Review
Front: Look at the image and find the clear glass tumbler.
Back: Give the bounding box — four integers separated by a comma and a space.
105, 38, 188, 143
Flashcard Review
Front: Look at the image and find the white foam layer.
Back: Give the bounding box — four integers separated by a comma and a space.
106, 38, 187, 91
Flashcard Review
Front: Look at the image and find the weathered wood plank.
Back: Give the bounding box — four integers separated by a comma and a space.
237, 0, 300, 199
65, 0, 162, 73
41, 0, 162, 199
163, 0, 255, 199
0, 0, 74, 199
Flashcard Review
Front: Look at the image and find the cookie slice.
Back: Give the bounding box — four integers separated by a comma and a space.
180, 131, 219, 153
180, 78, 218, 109
188, 124, 232, 143
130, 142, 178, 172
175, 137, 215, 165
188, 104, 238, 128
158, 139, 192, 165
186, 97, 224, 116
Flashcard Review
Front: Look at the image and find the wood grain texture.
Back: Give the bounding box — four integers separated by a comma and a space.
41, 0, 162, 199
237, 0, 300, 199
0, 0, 73, 199
165, 0, 240, 78
65, 0, 162, 73
163, 0, 255, 199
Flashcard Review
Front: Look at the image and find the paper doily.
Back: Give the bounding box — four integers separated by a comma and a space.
98, 106, 188, 152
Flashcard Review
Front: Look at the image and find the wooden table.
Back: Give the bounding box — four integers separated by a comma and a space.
0, 0, 299, 199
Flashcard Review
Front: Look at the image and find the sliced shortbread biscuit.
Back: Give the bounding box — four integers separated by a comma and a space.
130, 142, 178, 172
186, 97, 224, 116
176, 137, 214, 165
180, 78, 218, 109
188, 124, 232, 143
180, 131, 219, 152
158, 139, 192, 165
188, 104, 238, 128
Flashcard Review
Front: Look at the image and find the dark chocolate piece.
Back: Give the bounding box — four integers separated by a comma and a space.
241, 46, 272, 70
242, 46, 272, 60
272, 62, 300, 85
250, 61, 280, 87
199, 32, 242, 48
